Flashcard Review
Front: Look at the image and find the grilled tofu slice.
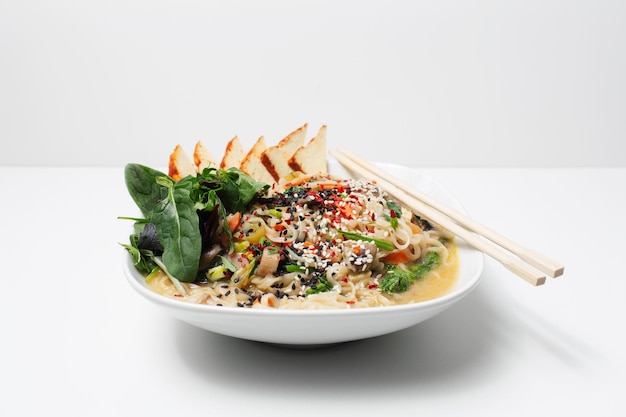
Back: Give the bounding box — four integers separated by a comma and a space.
288, 125, 328, 175
260, 123, 308, 181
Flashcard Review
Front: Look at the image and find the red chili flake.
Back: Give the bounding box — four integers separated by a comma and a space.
390, 210, 397, 218
306, 190, 325, 204
346, 300, 355, 304
368, 283, 379, 289
174, 294, 183, 297
341, 277, 348, 283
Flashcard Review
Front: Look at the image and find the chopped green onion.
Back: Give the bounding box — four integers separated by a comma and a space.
335, 230, 394, 251
268, 208, 283, 218
285, 264, 312, 275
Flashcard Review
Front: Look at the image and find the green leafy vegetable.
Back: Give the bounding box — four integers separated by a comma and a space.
410, 250, 442, 278
120, 241, 158, 275
150, 176, 201, 283
192, 167, 268, 214
379, 251, 442, 293
378, 265, 414, 293
121, 163, 268, 283
124, 164, 169, 218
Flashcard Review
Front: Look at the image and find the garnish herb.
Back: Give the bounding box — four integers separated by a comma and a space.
379, 251, 441, 293
386, 200, 403, 217
384, 200, 403, 229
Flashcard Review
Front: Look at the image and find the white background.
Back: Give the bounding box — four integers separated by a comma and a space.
2, 3, 626, 416
1, 0, 625, 168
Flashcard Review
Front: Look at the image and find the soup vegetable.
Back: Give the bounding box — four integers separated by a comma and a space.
121, 164, 458, 309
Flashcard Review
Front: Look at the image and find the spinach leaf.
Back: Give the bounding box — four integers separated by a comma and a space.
408, 251, 441, 278
379, 251, 442, 293
215, 168, 269, 213
124, 164, 169, 218
151, 176, 201, 282
378, 265, 414, 293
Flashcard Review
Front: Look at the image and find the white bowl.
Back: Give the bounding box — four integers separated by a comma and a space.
123, 162, 484, 346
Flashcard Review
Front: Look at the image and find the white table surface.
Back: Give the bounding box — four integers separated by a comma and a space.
1, 166, 624, 416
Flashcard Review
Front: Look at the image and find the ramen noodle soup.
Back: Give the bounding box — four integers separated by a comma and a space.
146, 173, 459, 309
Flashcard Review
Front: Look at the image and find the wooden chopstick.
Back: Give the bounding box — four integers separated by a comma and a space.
330, 148, 564, 286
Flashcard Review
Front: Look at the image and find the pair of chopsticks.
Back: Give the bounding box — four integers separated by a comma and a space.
329, 148, 564, 286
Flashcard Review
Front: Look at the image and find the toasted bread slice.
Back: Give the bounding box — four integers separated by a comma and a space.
168, 144, 197, 181
260, 123, 308, 181
288, 125, 328, 175
240, 136, 275, 184
220, 136, 246, 169
193, 140, 218, 173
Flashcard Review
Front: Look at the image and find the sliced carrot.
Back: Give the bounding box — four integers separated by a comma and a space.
381, 250, 410, 264
318, 182, 343, 191
338, 204, 355, 219
227, 212, 242, 233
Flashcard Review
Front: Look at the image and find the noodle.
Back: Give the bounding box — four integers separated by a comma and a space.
146, 173, 459, 309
